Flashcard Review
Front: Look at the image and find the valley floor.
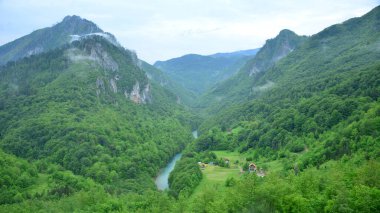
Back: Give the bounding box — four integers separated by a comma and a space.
191, 150, 274, 199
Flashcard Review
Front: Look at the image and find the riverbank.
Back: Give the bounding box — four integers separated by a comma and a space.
155, 130, 198, 190
155, 153, 182, 190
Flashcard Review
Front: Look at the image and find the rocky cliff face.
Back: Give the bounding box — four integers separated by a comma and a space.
124, 81, 152, 104
248, 29, 307, 76
110, 78, 118, 93
1, 14, 154, 106
96, 77, 105, 96
88, 43, 119, 72
95, 76, 151, 104
67, 36, 151, 104
68, 43, 119, 72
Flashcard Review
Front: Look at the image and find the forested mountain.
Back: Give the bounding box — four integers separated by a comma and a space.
208, 48, 260, 58
141, 61, 198, 108
179, 6, 380, 212
1, 5, 380, 213
0, 15, 117, 65
154, 49, 259, 95
199, 6, 380, 132
0, 19, 194, 210
197, 29, 307, 115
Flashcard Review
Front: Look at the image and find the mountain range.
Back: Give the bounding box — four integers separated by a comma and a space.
0, 6, 379, 212
154, 48, 259, 95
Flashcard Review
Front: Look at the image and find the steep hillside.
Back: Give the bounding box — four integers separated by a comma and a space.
198, 29, 307, 115
200, 6, 380, 132
0, 34, 193, 201
0, 15, 117, 65
154, 49, 259, 95
168, 7, 380, 212
141, 61, 198, 108
195, 4, 380, 175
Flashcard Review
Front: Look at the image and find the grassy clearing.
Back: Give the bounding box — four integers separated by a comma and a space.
191, 151, 244, 198
213, 150, 247, 164
260, 160, 283, 173
191, 163, 241, 198
213, 150, 281, 172
191, 150, 292, 198
202, 164, 241, 183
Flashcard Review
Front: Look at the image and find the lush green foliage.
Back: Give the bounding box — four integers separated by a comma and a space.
154, 50, 258, 95
168, 156, 202, 198
199, 6, 380, 164
0, 150, 39, 204
0, 36, 193, 201
0, 149, 103, 206
187, 6, 380, 212
197, 29, 307, 115
1, 6, 380, 213
187, 158, 380, 213
141, 61, 202, 123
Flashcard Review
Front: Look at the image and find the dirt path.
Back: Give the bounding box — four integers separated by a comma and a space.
239, 166, 244, 173
257, 169, 265, 177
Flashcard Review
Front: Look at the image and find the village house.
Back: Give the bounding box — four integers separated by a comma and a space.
249, 163, 257, 172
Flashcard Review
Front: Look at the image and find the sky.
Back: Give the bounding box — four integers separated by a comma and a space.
0, 0, 379, 63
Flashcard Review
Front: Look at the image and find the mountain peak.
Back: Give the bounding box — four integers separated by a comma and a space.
244, 29, 307, 77
0, 15, 104, 64
62, 15, 83, 22
278, 29, 297, 37
58, 15, 102, 34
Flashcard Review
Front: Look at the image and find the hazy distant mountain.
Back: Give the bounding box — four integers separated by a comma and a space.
209, 49, 260, 58
141, 61, 198, 107
0, 15, 118, 65
154, 49, 259, 95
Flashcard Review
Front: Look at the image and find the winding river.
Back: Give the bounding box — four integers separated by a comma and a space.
155, 130, 198, 190
155, 153, 182, 190
192, 130, 198, 139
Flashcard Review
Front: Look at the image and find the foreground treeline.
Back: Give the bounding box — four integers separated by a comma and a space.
2, 148, 378, 212
187, 158, 379, 212
168, 155, 203, 198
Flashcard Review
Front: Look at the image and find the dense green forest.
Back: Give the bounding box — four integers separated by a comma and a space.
167, 5, 380, 212
154, 49, 259, 96
0, 32, 194, 211
1, 6, 380, 213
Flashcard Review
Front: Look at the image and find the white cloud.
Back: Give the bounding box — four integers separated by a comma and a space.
0, 0, 378, 63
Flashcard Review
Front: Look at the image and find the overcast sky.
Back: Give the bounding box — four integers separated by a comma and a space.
0, 0, 378, 63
